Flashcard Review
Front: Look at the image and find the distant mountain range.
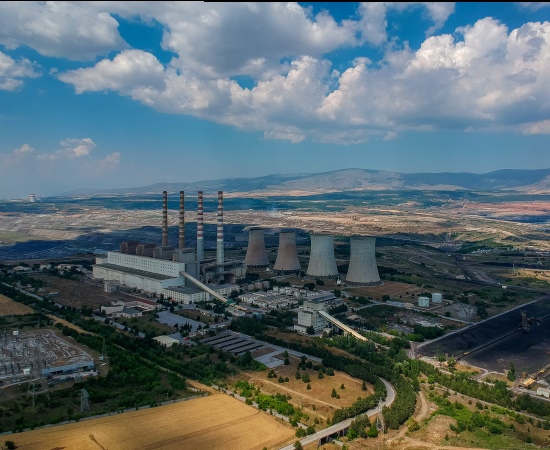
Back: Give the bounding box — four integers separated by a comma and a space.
60, 168, 550, 197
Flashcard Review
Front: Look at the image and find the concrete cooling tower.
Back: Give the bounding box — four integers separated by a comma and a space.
346, 236, 381, 286
244, 228, 269, 268
306, 234, 338, 279
273, 231, 301, 273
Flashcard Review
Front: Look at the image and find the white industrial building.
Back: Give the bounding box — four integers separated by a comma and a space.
162, 283, 238, 304
93, 252, 189, 295
294, 299, 329, 333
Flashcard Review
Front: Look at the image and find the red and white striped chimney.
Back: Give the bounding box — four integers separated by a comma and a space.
162, 190, 168, 246
216, 191, 224, 267
196, 191, 204, 263
179, 191, 185, 249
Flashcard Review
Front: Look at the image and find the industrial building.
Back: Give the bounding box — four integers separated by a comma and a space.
306, 234, 339, 279
162, 283, 238, 304
295, 299, 329, 333
93, 190, 245, 296
273, 231, 301, 273
345, 236, 381, 285
93, 251, 188, 295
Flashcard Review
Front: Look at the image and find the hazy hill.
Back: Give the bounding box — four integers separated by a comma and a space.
60, 168, 550, 197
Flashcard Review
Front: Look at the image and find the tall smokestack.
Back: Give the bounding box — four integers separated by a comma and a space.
179, 191, 185, 249
217, 191, 224, 268
162, 190, 168, 246
197, 191, 204, 264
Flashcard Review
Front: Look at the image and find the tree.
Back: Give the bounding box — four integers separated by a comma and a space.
507, 361, 516, 382
407, 418, 420, 432
294, 441, 303, 450
284, 358, 290, 365
4, 442, 16, 450
340, 383, 345, 389
295, 370, 301, 380
307, 383, 311, 390
302, 373, 311, 383
367, 425, 379, 437
316, 279, 324, 286
362, 381, 367, 391
306, 326, 315, 335
318, 370, 324, 379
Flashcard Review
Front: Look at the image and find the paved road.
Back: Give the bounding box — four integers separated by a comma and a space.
278, 378, 395, 450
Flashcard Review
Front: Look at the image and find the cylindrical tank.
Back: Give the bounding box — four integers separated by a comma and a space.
346, 236, 381, 286
306, 234, 338, 279
273, 231, 301, 273
432, 293, 442, 303
418, 296, 430, 307
244, 228, 269, 268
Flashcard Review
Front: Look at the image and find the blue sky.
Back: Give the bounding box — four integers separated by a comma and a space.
1, 2, 550, 199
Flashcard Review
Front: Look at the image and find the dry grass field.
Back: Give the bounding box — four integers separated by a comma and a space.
4, 393, 295, 450
32, 274, 116, 308
0, 294, 35, 316
241, 355, 372, 423
348, 281, 424, 300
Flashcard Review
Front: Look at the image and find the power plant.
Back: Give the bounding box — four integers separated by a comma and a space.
306, 234, 339, 279
345, 236, 381, 286
93, 190, 382, 295
93, 190, 246, 295
244, 228, 270, 270
273, 231, 301, 273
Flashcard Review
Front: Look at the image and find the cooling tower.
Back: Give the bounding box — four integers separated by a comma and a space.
273, 231, 301, 273
179, 191, 185, 249
216, 191, 224, 267
306, 234, 338, 279
162, 190, 168, 246
244, 228, 270, 268
346, 236, 381, 285
197, 191, 204, 264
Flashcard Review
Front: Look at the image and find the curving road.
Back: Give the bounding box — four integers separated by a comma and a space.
278, 378, 395, 450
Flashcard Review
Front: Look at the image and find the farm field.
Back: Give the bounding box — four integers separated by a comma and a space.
4, 393, 295, 450
0, 294, 35, 316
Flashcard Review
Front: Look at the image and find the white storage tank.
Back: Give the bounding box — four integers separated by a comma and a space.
418, 296, 430, 307
432, 293, 442, 303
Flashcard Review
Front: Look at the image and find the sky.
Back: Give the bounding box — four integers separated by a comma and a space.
1, 2, 550, 199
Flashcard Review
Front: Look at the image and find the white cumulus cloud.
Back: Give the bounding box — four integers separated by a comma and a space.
0, 1, 126, 60
37, 138, 97, 161
0, 51, 40, 91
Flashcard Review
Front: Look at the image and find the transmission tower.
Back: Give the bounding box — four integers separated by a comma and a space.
27, 377, 50, 407
80, 388, 90, 413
